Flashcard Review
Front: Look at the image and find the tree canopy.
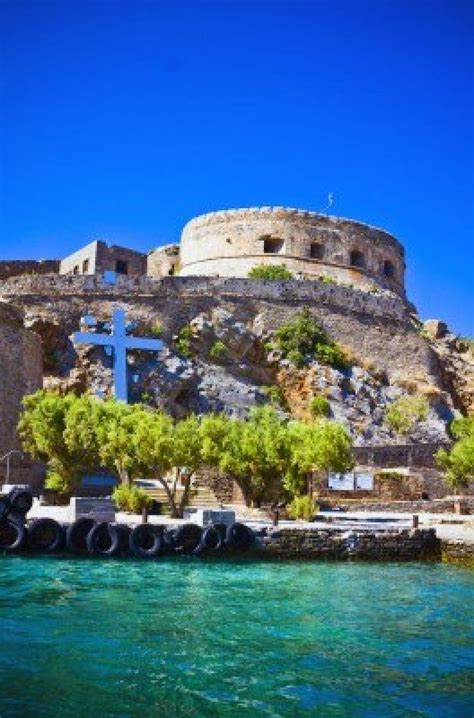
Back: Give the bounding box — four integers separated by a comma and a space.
436, 416, 474, 490
18, 390, 354, 513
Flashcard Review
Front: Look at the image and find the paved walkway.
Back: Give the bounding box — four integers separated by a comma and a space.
26, 500, 474, 544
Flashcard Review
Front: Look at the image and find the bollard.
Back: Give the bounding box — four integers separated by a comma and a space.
141, 506, 149, 524
272, 509, 279, 527
412, 514, 419, 528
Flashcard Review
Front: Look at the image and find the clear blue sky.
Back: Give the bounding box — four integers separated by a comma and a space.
1, 0, 473, 334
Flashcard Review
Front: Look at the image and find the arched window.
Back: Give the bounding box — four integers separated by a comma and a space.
382, 259, 395, 278
261, 236, 285, 254
310, 242, 324, 259
350, 249, 365, 268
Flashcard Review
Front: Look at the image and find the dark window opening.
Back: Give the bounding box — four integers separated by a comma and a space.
73, 265, 80, 275
82, 259, 89, 273
310, 242, 324, 259
262, 236, 285, 254
115, 260, 128, 275
350, 250, 365, 268
382, 259, 395, 278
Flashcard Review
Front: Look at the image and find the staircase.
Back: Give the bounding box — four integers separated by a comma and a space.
144, 485, 219, 509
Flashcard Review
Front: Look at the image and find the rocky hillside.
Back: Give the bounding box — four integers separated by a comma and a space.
26, 306, 471, 448
2, 274, 471, 448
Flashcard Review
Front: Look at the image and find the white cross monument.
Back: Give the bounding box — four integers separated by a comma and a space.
74, 308, 164, 403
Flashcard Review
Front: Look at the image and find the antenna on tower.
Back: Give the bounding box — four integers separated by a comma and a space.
320, 192, 335, 214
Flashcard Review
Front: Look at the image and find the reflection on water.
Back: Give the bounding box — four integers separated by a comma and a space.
0, 557, 472, 717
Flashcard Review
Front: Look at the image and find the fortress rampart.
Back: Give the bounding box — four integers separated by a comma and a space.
180, 207, 405, 296
0, 274, 440, 387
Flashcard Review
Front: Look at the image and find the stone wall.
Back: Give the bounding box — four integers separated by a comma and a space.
180, 207, 405, 296
315, 496, 474, 513
261, 527, 441, 560
0, 302, 43, 486
0, 274, 440, 387
352, 443, 449, 468
0, 259, 60, 280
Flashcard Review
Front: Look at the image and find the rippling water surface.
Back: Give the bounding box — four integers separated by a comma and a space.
0, 557, 473, 717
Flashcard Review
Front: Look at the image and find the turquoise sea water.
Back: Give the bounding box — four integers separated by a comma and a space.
0, 558, 472, 718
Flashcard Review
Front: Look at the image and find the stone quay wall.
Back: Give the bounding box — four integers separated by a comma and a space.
180, 207, 405, 296
0, 274, 441, 387
260, 527, 441, 561
0, 302, 43, 485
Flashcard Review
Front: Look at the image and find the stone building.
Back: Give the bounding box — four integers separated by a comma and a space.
0, 302, 43, 486
59, 240, 146, 277
147, 244, 180, 278
179, 207, 406, 296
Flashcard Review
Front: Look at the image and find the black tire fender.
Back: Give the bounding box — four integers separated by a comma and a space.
28, 518, 63, 553
194, 525, 224, 556
0, 520, 27, 552
173, 523, 202, 553
86, 522, 121, 557
129, 524, 163, 559
66, 518, 95, 554
226, 522, 255, 550
8, 489, 33, 515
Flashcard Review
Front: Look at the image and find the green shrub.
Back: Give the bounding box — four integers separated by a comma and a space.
112, 484, 152, 513
248, 265, 294, 280
274, 308, 349, 369
175, 325, 194, 357
417, 326, 432, 341
209, 340, 226, 360
310, 395, 331, 418
385, 395, 429, 435
287, 495, 318, 520
436, 416, 474, 490
150, 322, 164, 338
264, 384, 288, 409
319, 274, 335, 284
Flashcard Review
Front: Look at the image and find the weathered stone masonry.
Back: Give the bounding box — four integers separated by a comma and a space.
180, 208, 405, 296
0, 273, 439, 387
0, 302, 42, 484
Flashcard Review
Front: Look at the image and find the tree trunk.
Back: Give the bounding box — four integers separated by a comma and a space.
156, 477, 179, 518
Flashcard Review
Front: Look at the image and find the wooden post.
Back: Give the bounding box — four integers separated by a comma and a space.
142, 506, 148, 524
412, 514, 419, 528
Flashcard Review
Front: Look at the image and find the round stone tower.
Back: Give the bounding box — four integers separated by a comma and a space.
0, 302, 42, 486
179, 207, 405, 296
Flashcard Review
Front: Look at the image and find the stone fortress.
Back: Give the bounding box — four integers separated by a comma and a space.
0, 206, 405, 298
0, 206, 472, 501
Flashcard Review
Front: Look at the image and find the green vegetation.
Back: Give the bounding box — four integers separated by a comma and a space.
264, 384, 288, 409
384, 395, 429, 435
248, 264, 294, 280
318, 274, 335, 285
287, 495, 317, 520
417, 325, 432, 341
18, 391, 353, 514
309, 395, 331, 418
175, 324, 194, 357
272, 308, 349, 369
436, 417, 474, 490
209, 340, 226, 360
112, 484, 151, 513
149, 321, 164, 338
